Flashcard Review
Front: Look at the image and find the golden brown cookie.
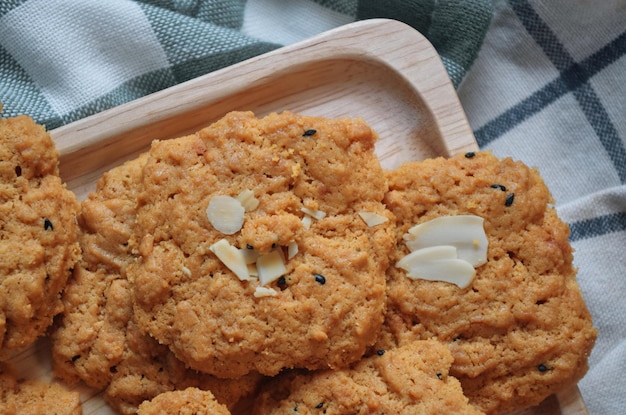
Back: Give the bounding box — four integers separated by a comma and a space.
51, 155, 260, 415
102, 318, 262, 414
252, 340, 484, 415
52, 154, 147, 388
0, 115, 80, 357
0, 362, 82, 415
137, 387, 231, 415
129, 111, 394, 378
377, 151, 597, 414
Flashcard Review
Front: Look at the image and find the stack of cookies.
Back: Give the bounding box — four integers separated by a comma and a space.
1, 110, 597, 415
0, 113, 82, 414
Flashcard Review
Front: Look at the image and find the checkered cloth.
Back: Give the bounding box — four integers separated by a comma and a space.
0, 0, 491, 127
1, 0, 624, 413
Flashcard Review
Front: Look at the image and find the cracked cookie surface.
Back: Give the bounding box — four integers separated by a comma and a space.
377, 151, 597, 414
0, 115, 80, 357
51, 154, 260, 415
130, 111, 394, 378
252, 340, 484, 415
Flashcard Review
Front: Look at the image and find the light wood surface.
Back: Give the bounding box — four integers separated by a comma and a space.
8, 18, 586, 415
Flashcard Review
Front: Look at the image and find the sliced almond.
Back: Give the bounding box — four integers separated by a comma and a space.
301, 207, 327, 220
301, 215, 313, 230
397, 245, 457, 268
404, 215, 488, 267
206, 195, 245, 235
287, 241, 299, 259
358, 211, 389, 227
209, 239, 251, 281
240, 247, 260, 265
256, 250, 287, 286
396, 245, 476, 289
254, 286, 279, 298
236, 189, 260, 212
248, 263, 259, 277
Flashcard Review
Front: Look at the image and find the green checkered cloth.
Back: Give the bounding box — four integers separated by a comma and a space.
0, 0, 492, 129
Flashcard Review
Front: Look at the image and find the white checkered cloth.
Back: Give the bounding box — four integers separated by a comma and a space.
1, 0, 624, 413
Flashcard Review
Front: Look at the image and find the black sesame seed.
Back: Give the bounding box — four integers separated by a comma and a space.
277, 276, 287, 288
464, 151, 476, 158
246, 244, 254, 250
505, 193, 515, 207
315, 402, 324, 409
490, 184, 507, 192
436, 372, 443, 380
313, 273, 326, 284
538, 364, 549, 372
71, 355, 81, 362
44, 218, 53, 231
15, 165, 21, 177
377, 349, 385, 356
302, 129, 317, 137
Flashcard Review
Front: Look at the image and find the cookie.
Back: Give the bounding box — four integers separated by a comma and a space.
377, 151, 597, 414
102, 319, 262, 414
137, 387, 231, 415
51, 155, 260, 414
129, 111, 395, 378
0, 115, 81, 357
252, 340, 484, 414
0, 362, 82, 415
52, 154, 147, 388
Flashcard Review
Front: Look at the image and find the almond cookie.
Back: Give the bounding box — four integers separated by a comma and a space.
130, 111, 394, 378
51, 155, 260, 414
0, 115, 80, 357
252, 340, 484, 415
377, 151, 597, 414
0, 362, 82, 415
137, 387, 231, 415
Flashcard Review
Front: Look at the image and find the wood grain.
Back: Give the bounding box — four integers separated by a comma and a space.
8, 18, 586, 415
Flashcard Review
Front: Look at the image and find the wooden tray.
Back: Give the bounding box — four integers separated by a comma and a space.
10, 18, 587, 415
